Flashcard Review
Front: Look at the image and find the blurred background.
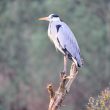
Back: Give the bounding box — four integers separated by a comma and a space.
0, 0, 110, 110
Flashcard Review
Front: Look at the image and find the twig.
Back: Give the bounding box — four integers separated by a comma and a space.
47, 63, 78, 110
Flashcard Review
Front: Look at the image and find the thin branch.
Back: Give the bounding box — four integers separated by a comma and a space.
47, 63, 78, 110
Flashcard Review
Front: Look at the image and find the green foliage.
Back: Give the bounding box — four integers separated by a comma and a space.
87, 88, 110, 110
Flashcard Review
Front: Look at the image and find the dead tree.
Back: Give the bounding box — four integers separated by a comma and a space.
47, 62, 78, 110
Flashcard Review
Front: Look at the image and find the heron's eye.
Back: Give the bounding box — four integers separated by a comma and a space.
51, 16, 53, 19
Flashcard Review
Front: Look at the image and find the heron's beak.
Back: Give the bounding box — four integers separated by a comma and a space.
38, 17, 49, 21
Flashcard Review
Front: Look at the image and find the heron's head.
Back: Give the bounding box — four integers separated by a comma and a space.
38, 14, 60, 22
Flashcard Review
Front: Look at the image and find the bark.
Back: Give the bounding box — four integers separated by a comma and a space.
47, 63, 78, 110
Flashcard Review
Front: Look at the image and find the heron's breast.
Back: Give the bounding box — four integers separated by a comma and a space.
48, 25, 57, 44
48, 31, 62, 52
48, 34, 58, 47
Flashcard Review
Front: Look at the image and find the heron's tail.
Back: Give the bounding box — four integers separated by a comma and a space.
72, 57, 83, 67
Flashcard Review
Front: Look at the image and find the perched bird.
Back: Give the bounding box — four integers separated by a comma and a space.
38, 14, 82, 73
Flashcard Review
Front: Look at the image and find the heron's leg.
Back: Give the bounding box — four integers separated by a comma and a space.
63, 55, 67, 74
61, 55, 67, 78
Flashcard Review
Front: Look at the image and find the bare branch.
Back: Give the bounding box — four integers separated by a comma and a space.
47, 63, 78, 110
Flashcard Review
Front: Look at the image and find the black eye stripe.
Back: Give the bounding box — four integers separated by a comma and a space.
52, 14, 59, 18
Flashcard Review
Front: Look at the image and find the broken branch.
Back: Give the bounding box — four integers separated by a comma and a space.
47, 63, 78, 110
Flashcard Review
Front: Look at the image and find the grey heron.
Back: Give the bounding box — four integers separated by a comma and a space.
38, 14, 82, 73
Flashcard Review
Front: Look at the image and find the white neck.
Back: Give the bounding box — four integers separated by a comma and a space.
50, 17, 60, 22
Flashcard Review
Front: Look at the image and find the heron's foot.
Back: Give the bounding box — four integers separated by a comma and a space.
60, 71, 66, 80
66, 75, 74, 79
63, 68, 67, 74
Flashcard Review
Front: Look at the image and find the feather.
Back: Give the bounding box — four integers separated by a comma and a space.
48, 20, 82, 67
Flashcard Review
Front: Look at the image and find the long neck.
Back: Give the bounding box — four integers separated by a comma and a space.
50, 17, 61, 22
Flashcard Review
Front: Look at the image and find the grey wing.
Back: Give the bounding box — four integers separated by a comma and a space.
57, 22, 82, 66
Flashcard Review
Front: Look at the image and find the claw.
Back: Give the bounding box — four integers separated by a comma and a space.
60, 72, 66, 80
66, 75, 74, 79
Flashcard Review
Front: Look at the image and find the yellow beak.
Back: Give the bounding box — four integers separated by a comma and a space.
38, 17, 49, 21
